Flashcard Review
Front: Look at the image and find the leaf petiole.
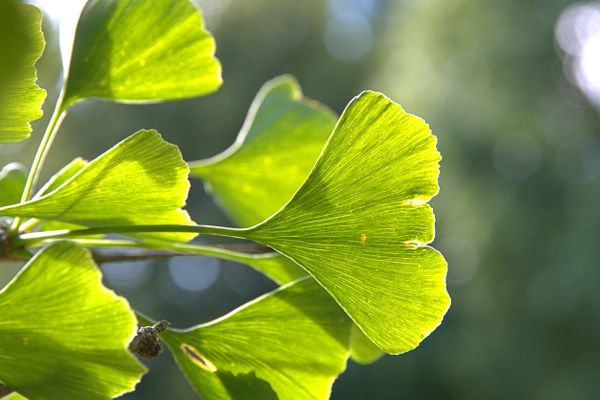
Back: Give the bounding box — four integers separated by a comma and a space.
11, 89, 68, 233
15, 224, 252, 247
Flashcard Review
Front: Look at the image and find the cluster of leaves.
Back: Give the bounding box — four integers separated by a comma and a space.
0, 0, 449, 399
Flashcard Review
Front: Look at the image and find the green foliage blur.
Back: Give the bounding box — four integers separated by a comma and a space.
1, 0, 599, 398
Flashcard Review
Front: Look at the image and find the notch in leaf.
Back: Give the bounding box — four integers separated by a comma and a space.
0, 241, 145, 399
0, 130, 196, 242
62, 0, 222, 108
141, 278, 351, 400
238, 91, 450, 354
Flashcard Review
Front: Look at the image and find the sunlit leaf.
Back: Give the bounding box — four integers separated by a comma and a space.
240, 252, 307, 286
190, 77, 386, 362
0, 163, 26, 207
2, 392, 26, 400
0, 3, 46, 143
30, 158, 90, 233
241, 91, 450, 354
190, 75, 337, 227
144, 278, 350, 400
34, 157, 87, 198
0, 241, 146, 399
63, 0, 221, 107
349, 325, 384, 364
0, 130, 195, 241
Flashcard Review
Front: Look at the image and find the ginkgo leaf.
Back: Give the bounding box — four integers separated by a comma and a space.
142, 277, 351, 400
240, 91, 450, 354
0, 130, 195, 242
34, 157, 87, 198
349, 325, 384, 365
63, 0, 221, 108
2, 392, 26, 400
0, 241, 146, 399
239, 251, 307, 286
190, 77, 385, 363
0, 163, 26, 207
190, 75, 337, 227
0, 3, 46, 143
28, 158, 90, 233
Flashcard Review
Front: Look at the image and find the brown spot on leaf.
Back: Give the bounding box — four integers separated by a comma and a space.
181, 343, 217, 372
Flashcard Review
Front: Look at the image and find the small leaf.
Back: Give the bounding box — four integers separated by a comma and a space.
0, 163, 27, 207
0, 130, 195, 242
0, 3, 46, 143
190, 75, 337, 227
242, 91, 450, 354
63, 0, 221, 107
148, 278, 351, 399
0, 241, 146, 399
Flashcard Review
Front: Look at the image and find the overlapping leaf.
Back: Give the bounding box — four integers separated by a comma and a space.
239, 91, 450, 354
0, 3, 46, 143
63, 0, 221, 107
0, 163, 26, 207
0, 241, 145, 399
0, 130, 195, 242
190, 75, 337, 227
144, 278, 351, 399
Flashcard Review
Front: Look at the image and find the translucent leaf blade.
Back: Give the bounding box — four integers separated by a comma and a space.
0, 242, 146, 399
63, 0, 221, 106
190, 75, 337, 227
0, 163, 27, 207
0, 130, 195, 242
154, 278, 351, 399
246, 91, 450, 354
0, 4, 46, 143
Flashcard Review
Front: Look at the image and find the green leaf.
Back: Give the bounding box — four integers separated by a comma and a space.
0, 163, 27, 207
0, 130, 195, 242
148, 278, 351, 400
0, 3, 46, 143
29, 158, 90, 233
242, 91, 450, 354
241, 252, 307, 286
190, 75, 337, 227
63, 0, 221, 107
0, 241, 145, 399
349, 325, 384, 365
34, 157, 88, 198
2, 393, 26, 400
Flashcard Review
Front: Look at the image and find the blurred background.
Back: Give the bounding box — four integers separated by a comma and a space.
1, 0, 600, 398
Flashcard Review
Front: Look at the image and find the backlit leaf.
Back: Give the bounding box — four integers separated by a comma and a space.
0, 3, 46, 143
242, 91, 450, 354
0, 130, 195, 242
0, 241, 145, 399
146, 278, 351, 399
63, 0, 221, 107
190, 75, 337, 227
0, 163, 26, 207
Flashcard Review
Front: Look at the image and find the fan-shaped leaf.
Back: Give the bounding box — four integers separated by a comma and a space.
242, 91, 450, 354
0, 130, 195, 242
146, 278, 351, 400
190, 75, 337, 227
63, 0, 221, 107
0, 241, 145, 399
